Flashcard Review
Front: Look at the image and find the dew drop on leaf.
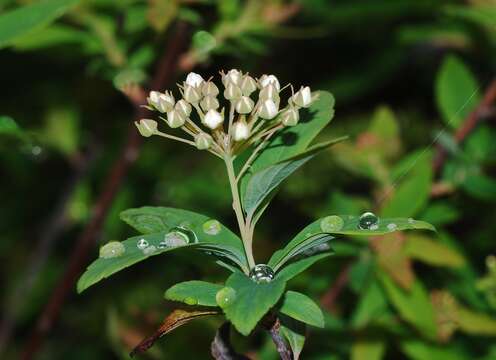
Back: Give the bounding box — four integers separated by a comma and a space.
99, 241, 125, 259
370, 224, 379, 230
216, 287, 236, 308
163, 231, 190, 247
143, 245, 157, 255
387, 223, 398, 231
184, 297, 198, 305
202, 219, 222, 235
249, 264, 275, 283
320, 215, 344, 232
408, 218, 415, 224
137, 238, 149, 250
358, 212, 379, 230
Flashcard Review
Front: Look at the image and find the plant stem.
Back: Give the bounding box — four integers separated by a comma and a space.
224, 155, 255, 270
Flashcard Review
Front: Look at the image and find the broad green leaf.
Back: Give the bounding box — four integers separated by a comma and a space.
444, 5, 496, 29
0, 116, 24, 138
243, 138, 346, 218
12, 24, 92, 50
351, 337, 386, 360
77, 233, 246, 293
379, 272, 437, 339
457, 305, 496, 336
279, 316, 306, 360
278, 291, 324, 328
400, 339, 467, 360
405, 235, 465, 268
463, 173, 496, 200
120, 207, 244, 251
164, 281, 223, 307
351, 280, 389, 328
0, 0, 80, 50
269, 215, 435, 268
192, 30, 216, 56
276, 253, 332, 282
435, 55, 480, 129
419, 202, 459, 226
223, 272, 286, 335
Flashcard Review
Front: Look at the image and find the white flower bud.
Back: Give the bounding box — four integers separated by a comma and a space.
202, 81, 219, 96
135, 119, 157, 137
240, 75, 257, 96
235, 96, 254, 114
195, 132, 213, 150
232, 120, 250, 141
259, 74, 280, 91
185, 72, 204, 87
203, 109, 223, 129
183, 85, 202, 103
292, 86, 312, 108
166, 110, 186, 128
258, 99, 279, 120
223, 69, 242, 86
281, 108, 299, 126
175, 99, 192, 117
259, 84, 279, 102
200, 95, 220, 111
148, 91, 175, 113
223, 82, 242, 100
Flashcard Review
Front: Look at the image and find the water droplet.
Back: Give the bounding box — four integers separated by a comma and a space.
216, 287, 236, 308
408, 218, 415, 224
170, 226, 198, 244
358, 212, 378, 230
249, 264, 275, 283
99, 241, 125, 259
137, 238, 149, 250
162, 231, 189, 247
320, 215, 344, 232
184, 297, 198, 305
387, 223, 397, 231
202, 219, 222, 235
370, 224, 379, 230
143, 245, 157, 255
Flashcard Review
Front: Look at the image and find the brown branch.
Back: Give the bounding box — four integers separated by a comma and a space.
211, 323, 250, 360
21, 21, 190, 360
261, 313, 292, 360
433, 77, 496, 173
320, 263, 351, 313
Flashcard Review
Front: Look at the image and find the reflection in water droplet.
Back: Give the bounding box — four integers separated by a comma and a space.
202, 219, 222, 235
99, 241, 125, 259
358, 212, 378, 230
320, 215, 344, 232
163, 231, 189, 247
137, 238, 149, 250
143, 245, 157, 255
216, 287, 236, 308
370, 224, 379, 230
387, 223, 397, 231
249, 264, 275, 283
184, 297, 198, 305
408, 218, 415, 224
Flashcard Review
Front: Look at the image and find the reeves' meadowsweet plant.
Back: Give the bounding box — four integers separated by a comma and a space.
78, 70, 435, 358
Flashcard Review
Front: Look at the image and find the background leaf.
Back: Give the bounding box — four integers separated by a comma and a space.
164, 280, 223, 307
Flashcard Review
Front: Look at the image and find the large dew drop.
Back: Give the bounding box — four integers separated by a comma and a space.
249, 264, 275, 284
143, 245, 157, 255
99, 241, 125, 259
137, 238, 149, 250
184, 297, 198, 305
162, 230, 190, 247
320, 215, 344, 232
202, 219, 222, 235
387, 223, 397, 231
358, 212, 379, 230
216, 287, 236, 308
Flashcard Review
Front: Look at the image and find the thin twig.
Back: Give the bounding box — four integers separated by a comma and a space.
211, 323, 250, 360
320, 263, 351, 312
262, 316, 292, 360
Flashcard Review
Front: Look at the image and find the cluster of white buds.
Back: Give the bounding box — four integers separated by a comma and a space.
136, 70, 315, 157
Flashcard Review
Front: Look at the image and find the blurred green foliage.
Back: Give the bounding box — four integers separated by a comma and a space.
1, 0, 496, 359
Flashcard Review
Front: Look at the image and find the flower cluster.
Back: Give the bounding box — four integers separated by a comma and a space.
135, 70, 314, 157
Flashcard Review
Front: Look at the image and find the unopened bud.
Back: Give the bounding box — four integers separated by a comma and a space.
281, 108, 299, 126
259, 74, 280, 91
222, 69, 242, 86
202, 81, 219, 96
135, 119, 157, 137
259, 84, 279, 102
292, 86, 312, 108
175, 99, 192, 117
232, 120, 250, 141
148, 91, 175, 113
185, 72, 204, 87
200, 95, 220, 111
224, 82, 242, 100
203, 109, 224, 129
240, 75, 257, 96
235, 96, 254, 114
195, 132, 213, 150
166, 110, 186, 128
258, 99, 279, 120
183, 85, 202, 103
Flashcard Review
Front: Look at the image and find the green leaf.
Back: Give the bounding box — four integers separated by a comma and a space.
120, 207, 244, 252
243, 138, 346, 219
77, 233, 246, 293
276, 253, 332, 282
351, 337, 386, 360
462, 173, 496, 200
0, 0, 80, 50
278, 291, 324, 328
379, 272, 437, 339
405, 235, 465, 268
192, 30, 217, 56
0, 116, 24, 138
351, 280, 389, 329
269, 215, 435, 269
435, 55, 480, 129
279, 316, 306, 360
400, 339, 467, 360
164, 280, 223, 307
222, 272, 286, 335
457, 305, 496, 336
